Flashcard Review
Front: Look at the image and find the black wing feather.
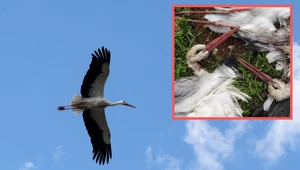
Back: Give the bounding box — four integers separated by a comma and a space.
252, 98, 290, 117
81, 46, 111, 98
82, 110, 112, 165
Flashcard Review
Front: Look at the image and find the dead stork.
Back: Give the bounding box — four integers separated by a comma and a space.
236, 56, 290, 117
57, 46, 136, 165
175, 32, 251, 117
175, 56, 251, 117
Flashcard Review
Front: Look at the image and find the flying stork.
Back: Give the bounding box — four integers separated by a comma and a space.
57, 46, 136, 165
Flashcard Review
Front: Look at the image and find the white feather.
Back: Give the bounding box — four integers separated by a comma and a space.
175, 64, 239, 113
263, 94, 275, 111
71, 94, 84, 115
266, 50, 283, 63
204, 8, 290, 48
190, 78, 251, 117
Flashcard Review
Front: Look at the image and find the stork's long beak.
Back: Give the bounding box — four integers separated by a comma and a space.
123, 102, 136, 108
205, 26, 240, 52
235, 56, 273, 84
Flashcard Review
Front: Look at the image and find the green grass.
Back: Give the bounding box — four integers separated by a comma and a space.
174, 9, 283, 116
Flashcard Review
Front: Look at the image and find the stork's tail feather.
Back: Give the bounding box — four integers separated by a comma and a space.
71, 94, 84, 115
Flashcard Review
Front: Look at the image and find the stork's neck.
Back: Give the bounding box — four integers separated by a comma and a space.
213, 64, 236, 78
110, 100, 123, 106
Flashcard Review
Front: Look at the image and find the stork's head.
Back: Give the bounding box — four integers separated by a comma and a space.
186, 44, 209, 62
120, 100, 136, 108
268, 78, 290, 101
185, 26, 240, 72
185, 44, 209, 73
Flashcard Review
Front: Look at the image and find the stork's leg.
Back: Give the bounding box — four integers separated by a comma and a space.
57, 101, 85, 111
57, 105, 73, 111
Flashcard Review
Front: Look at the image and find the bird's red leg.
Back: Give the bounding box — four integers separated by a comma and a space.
58, 106, 66, 111
57, 105, 72, 111
57, 101, 86, 111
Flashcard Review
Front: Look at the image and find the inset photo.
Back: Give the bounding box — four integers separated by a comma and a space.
172, 5, 292, 120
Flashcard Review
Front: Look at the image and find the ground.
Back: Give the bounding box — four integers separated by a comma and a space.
174, 7, 283, 116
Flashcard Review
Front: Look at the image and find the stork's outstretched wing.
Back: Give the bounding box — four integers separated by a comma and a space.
82, 108, 112, 165
81, 46, 111, 98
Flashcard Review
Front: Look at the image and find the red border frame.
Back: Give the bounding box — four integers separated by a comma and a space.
172, 4, 293, 120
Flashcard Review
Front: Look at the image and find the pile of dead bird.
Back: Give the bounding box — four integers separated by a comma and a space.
174, 7, 290, 117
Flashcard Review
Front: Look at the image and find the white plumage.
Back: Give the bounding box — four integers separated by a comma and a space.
187, 78, 250, 117
204, 7, 290, 45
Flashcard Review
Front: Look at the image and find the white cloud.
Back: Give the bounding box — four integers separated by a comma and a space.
145, 146, 183, 170
53, 145, 66, 163
19, 161, 35, 170
184, 121, 248, 170
145, 146, 153, 161
148, 42, 299, 170
293, 42, 300, 76
253, 42, 300, 164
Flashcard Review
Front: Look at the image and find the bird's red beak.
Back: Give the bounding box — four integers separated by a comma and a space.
205, 26, 240, 52
235, 56, 273, 84
124, 102, 136, 108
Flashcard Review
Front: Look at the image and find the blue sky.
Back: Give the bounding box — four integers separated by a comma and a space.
0, 0, 299, 170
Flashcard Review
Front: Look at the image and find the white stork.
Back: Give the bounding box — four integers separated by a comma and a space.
175, 42, 251, 117
57, 46, 136, 165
